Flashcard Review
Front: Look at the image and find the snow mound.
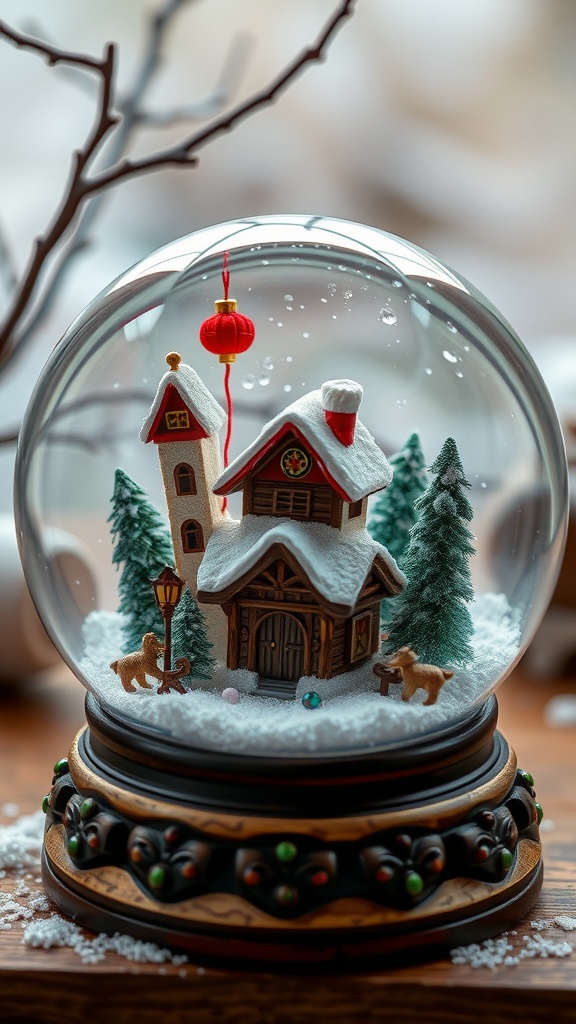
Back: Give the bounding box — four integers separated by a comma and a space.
79, 593, 520, 756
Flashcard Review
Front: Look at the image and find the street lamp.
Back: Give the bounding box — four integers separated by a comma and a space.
150, 565, 185, 676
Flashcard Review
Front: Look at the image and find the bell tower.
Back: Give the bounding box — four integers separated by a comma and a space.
140, 353, 229, 661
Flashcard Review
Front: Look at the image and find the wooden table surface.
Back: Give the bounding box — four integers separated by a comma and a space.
1, 663, 575, 1024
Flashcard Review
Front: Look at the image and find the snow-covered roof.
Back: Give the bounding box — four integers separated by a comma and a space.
140, 361, 225, 442
213, 386, 392, 502
197, 515, 404, 613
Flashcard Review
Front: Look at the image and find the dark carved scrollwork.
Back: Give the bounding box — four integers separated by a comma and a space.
61, 794, 128, 866
235, 843, 337, 918
44, 760, 128, 867
361, 833, 446, 905
445, 805, 518, 881
43, 761, 542, 916
127, 825, 212, 900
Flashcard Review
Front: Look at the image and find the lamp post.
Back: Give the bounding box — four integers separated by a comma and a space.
150, 566, 185, 675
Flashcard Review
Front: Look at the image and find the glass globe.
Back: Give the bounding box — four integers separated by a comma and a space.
15, 214, 568, 757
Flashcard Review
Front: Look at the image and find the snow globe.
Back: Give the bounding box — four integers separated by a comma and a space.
15, 215, 568, 964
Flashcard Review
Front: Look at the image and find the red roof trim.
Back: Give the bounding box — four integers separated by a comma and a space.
213, 423, 352, 501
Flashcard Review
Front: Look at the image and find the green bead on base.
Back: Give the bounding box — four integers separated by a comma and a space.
148, 864, 168, 891
275, 841, 298, 863
405, 871, 424, 897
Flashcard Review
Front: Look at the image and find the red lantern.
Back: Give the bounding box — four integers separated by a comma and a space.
197, 253, 256, 510
199, 300, 255, 363
199, 253, 255, 364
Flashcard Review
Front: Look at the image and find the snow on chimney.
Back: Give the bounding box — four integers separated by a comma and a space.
321, 380, 363, 447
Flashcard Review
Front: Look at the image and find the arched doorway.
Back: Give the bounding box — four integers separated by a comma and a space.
256, 613, 305, 682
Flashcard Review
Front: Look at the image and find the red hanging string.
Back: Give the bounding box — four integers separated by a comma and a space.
222, 250, 230, 301
220, 252, 234, 513
221, 361, 233, 513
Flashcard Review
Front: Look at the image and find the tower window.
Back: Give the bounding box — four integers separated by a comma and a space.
348, 499, 363, 519
175, 464, 196, 495
182, 519, 204, 553
165, 409, 190, 430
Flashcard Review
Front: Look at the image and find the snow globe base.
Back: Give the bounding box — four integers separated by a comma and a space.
41, 694, 543, 968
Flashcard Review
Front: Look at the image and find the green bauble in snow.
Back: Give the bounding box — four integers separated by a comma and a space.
368, 432, 428, 566
108, 468, 175, 653
172, 588, 216, 681
384, 437, 476, 668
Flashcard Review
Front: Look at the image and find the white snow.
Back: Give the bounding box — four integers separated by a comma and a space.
532, 917, 576, 932
321, 379, 363, 414
197, 514, 404, 610
0, 811, 45, 870
23, 914, 188, 965
451, 928, 574, 968
79, 592, 520, 756
140, 362, 225, 442
213, 386, 392, 501
0, 808, 188, 966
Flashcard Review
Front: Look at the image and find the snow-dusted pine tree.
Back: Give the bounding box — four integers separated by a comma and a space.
368, 432, 428, 565
172, 588, 216, 681
108, 467, 175, 653
384, 437, 476, 668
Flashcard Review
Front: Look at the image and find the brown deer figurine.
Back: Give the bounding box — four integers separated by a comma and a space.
386, 646, 453, 706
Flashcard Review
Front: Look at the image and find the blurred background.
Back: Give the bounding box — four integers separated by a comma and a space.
1, 0, 575, 679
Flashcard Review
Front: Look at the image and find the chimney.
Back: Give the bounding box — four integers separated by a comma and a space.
321, 380, 363, 447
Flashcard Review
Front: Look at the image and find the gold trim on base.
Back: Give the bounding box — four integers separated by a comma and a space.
68, 731, 517, 842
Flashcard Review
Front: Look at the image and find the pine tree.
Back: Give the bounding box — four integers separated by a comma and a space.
368, 432, 428, 565
172, 588, 216, 681
384, 437, 476, 668
108, 467, 175, 653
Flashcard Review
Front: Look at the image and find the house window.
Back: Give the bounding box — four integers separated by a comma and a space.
182, 519, 204, 552
351, 611, 372, 662
175, 464, 196, 495
165, 409, 190, 431
272, 488, 311, 517
348, 499, 363, 519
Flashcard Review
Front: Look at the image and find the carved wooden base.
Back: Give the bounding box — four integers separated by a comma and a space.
41, 695, 543, 968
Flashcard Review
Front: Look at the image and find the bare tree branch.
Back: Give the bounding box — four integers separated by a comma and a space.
134, 31, 254, 126
0, 41, 118, 359
15, 237, 90, 345
0, 0, 357, 375
0, 222, 18, 294
83, 0, 357, 195
113, 0, 198, 146
0, 18, 107, 72
13, 0, 201, 351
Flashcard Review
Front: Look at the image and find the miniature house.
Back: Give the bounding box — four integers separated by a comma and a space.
143, 363, 404, 684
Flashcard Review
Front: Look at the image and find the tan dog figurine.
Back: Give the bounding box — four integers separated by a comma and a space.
110, 632, 165, 692
386, 646, 453, 706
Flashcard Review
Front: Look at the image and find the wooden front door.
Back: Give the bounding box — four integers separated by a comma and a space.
256, 613, 305, 682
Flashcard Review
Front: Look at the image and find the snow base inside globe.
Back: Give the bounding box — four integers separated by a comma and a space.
16, 214, 567, 965
78, 593, 519, 755
41, 694, 543, 967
